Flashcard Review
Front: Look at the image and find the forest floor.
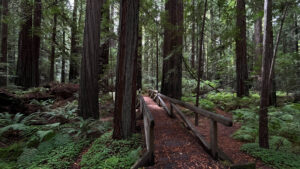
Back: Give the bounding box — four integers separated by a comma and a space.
143, 96, 272, 169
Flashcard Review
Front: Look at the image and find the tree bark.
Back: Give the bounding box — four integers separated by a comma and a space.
113, 0, 139, 139
161, 0, 183, 99
32, 0, 41, 86
50, 4, 57, 82
99, 1, 110, 93
16, 0, 40, 88
69, 0, 79, 82
235, 0, 249, 97
259, 0, 273, 149
0, 0, 8, 87
61, 28, 66, 83
78, 0, 102, 119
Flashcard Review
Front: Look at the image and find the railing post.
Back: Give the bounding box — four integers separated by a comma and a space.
210, 119, 218, 159
149, 125, 155, 165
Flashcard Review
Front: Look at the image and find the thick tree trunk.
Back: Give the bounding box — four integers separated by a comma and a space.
61, 29, 66, 83
113, 0, 139, 139
161, 0, 183, 99
69, 0, 79, 82
32, 0, 41, 86
235, 0, 249, 97
0, 0, 8, 87
259, 0, 273, 149
99, 2, 110, 93
16, 0, 39, 88
50, 8, 57, 82
78, 0, 102, 119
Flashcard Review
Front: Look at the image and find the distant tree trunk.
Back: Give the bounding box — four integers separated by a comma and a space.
295, 14, 300, 83
235, 0, 249, 97
136, 25, 142, 90
16, 0, 39, 88
61, 29, 66, 83
156, 31, 159, 90
269, 5, 288, 106
195, 0, 207, 126
78, 0, 102, 119
259, 0, 273, 149
0, 0, 8, 87
161, 0, 183, 99
99, 2, 110, 93
191, 0, 195, 68
69, 0, 79, 82
113, 0, 139, 139
32, 0, 41, 86
50, 7, 57, 82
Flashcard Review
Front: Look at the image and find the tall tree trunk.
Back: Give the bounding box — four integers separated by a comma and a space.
195, 0, 207, 126
79, 0, 102, 119
235, 0, 249, 97
269, 5, 288, 106
50, 8, 57, 82
259, 0, 273, 149
191, 0, 195, 68
161, 0, 183, 99
113, 0, 139, 139
69, 0, 79, 82
0, 0, 8, 86
295, 14, 299, 83
156, 31, 159, 90
99, 1, 110, 93
16, 0, 39, 88
61, 28, 66, 83
137, 25, 142, 90
32, 0, 41, 86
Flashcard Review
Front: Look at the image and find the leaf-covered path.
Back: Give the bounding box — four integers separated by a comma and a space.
143, 96, 223, 168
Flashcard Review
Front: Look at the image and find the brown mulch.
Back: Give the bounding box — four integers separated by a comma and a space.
143, 96, 273, 169
144, 96, 224, 169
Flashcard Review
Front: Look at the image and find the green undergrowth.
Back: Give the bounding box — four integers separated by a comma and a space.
241, 143, 300, 169
80, 131, 142, 169
232, 103, 300, 145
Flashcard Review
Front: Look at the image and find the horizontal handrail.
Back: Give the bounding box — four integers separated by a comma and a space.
149, 90, 232, 126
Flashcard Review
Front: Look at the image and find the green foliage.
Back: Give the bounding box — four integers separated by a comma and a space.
0, 159, 17, 169
17, 133, 89, 169
0, 142, 26, 161
232, 126, 257, 142
80, 131, 142, 169
63, 118, 111, 139
240, 143, 300, 169
198, 99, 215, 111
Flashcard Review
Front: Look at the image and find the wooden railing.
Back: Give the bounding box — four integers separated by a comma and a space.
148, 90, 233, 162
131, 95, 155, 169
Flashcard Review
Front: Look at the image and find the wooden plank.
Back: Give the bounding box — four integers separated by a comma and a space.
158, 93, 232, 126
171, 103, 210, 150
210, 119, 218, 159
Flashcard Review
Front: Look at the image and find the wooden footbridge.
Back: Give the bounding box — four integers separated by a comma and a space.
131, 90, 256, 169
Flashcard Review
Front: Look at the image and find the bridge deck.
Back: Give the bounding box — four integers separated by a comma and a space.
143, 96, 223, 169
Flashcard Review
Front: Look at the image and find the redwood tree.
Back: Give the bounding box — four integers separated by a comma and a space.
161, 0, 183, 99
235, 0, 249, 97
0, 0, 8, 86
69, 0, 79, 82
16, 0, 41, 88
50, 1, 57, 82
78, 0, 102, 119
113, 0, 139, 139
259, 0, 273, 149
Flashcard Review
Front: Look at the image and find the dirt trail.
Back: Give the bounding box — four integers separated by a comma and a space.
144, 96, 224, 169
